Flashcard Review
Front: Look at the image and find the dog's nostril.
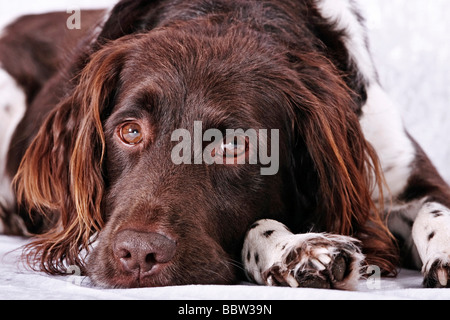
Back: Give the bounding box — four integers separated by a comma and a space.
116, 249, 132, 260
145, 253, 156, 264
113, 230, 176, 275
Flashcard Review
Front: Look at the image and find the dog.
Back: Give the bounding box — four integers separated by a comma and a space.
0, 0, 449, 289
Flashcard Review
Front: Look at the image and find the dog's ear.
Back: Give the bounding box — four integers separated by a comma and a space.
14, 41, 131, 275
96, 0, 162, 46
286, 52, 398, 275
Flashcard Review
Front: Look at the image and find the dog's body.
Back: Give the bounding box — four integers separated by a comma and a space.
1, 0, 449, 289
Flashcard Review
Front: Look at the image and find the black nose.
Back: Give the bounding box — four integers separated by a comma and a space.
113, 230, 176, 275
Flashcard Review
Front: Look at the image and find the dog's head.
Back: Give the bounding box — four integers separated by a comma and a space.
15, 2, 396, 288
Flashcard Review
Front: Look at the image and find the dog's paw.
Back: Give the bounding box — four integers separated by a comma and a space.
243, 219, 365, 290
411, 202, 450, 288
422, 256, 450, 288
264, 234, 364, 290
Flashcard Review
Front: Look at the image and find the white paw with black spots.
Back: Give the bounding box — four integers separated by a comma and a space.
243, 219, 365, 290
412, 202, 450, 288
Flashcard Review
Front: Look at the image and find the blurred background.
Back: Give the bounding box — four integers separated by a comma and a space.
1, 0, 449, 182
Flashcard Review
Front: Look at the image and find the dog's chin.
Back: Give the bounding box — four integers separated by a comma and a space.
92, 272, 236, 289
89, 270, 175, 289
87, 261, 238, 289
88, 266, 178, 289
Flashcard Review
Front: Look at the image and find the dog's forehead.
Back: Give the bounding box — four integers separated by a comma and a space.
118, 28, 290, 87
112, 79, 272, 132
112, 38, 292, 130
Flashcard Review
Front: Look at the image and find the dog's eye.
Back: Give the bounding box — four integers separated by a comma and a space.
119, 122, 143, 145
218, 136, 248, 158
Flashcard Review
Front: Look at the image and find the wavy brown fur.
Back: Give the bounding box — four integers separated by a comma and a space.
13, 43, 133, 274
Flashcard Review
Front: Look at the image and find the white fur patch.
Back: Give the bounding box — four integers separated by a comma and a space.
316, 1, 416, 200
412, 202, 450, 281
243, 219, 297, 285
316, 0, 376, 84
0, 67, 26, 211
359, 84, 416, 200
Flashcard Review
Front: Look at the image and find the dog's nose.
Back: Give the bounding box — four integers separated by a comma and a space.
113, 230, 176, 274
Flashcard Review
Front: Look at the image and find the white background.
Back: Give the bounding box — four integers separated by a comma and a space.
1, 0, 449, 182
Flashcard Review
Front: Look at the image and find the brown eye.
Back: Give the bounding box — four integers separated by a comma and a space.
217, 135, 248, 158
119, 122, 143, 145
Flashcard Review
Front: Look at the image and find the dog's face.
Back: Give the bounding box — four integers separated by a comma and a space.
85, 29, 298, 287
17, 15, 381, 287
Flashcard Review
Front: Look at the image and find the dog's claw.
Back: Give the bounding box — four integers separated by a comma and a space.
438, 269, 448, 287
423, 260, 450, 288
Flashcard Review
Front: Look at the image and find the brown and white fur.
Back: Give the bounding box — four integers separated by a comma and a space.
1, 0, 449, 289
243, 0, 450, 289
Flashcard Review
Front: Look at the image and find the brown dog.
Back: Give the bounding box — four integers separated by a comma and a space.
1, 0, 449, 289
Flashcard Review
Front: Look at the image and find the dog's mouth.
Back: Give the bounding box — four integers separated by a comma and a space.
105, 264, 177, 288
90, 256, 238, 289
86, 228, 239, 288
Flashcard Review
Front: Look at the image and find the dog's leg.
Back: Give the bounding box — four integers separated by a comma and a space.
361, 84, 450, 288
358, 49, 450, 289
242, 219, 364, 290
412, 203, 450, 287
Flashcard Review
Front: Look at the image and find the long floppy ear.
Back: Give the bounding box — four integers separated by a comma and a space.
287, 52, 398, 275
14, 41, 129, 275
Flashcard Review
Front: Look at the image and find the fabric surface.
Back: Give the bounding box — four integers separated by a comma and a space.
2, 235, 450, 300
